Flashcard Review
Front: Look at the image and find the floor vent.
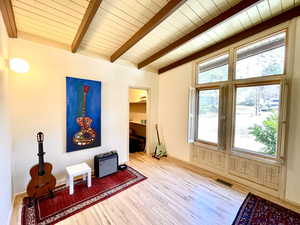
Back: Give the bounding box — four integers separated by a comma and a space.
216, 178, 233, 187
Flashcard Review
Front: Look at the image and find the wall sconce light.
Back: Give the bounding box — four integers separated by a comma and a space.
9, 58, 29, 74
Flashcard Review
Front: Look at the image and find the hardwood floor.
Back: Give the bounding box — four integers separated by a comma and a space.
10, 152, 300, 225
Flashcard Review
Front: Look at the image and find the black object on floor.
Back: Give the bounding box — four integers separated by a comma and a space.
94, 151, 118, 178
129, 135, 146, 153
118, 164, 127, 170
216, 178, 232, 187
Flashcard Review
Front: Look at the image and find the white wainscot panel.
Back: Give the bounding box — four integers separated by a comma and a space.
191, 145, 226, 170
191, 145, 282, 192
228, 156, 281, 190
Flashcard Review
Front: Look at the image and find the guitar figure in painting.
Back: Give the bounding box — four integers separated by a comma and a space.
73, 85, 96, 146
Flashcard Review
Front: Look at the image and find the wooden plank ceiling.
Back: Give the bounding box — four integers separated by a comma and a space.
7, 0, 300, 72
150, 0, 299, 71
11, 0, 91, 45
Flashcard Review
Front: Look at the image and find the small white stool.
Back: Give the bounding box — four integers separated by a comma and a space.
66, 163, 92, 195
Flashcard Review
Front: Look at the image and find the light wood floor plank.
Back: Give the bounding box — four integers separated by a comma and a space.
10, 152, 300, 225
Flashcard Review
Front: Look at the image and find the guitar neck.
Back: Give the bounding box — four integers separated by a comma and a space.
82, 86, 90, 117
156, 125, 161, 145
82, 92, 87, 116
38, 142, 45, 176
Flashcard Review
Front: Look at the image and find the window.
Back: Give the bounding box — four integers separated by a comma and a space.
236, 33, 286, 79
193, 31, 288, 160
233, 84, 280, 156
197, 54, 229, 84
197, 89, 219, 143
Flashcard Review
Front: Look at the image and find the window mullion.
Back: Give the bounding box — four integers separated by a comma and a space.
228, 48, 235, 82
228, 84, 235, 154
226, 47, 235, 153
218, 85, 227, 151
278, 79, 288, 159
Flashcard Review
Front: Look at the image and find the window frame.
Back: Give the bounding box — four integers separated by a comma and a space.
231, 80, 283, 160
195, 86, 220, 147
193, 29, 289, 162
196, 52, 230, 85
233, 30, 288, 80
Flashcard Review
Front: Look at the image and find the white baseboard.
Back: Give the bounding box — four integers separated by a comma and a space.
286, 199, 300, 208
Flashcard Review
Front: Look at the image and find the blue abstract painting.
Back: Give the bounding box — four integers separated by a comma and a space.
66, 77, 101, 152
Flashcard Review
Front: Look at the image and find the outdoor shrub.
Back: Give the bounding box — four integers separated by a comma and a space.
248, 111, 278, 155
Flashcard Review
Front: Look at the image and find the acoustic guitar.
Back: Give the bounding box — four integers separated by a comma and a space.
73, 85, 96, 146
27, 132, 56, 201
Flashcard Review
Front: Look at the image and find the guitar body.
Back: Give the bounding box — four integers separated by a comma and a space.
27, 163, 56, 198
154, 144, 167, 159
153, 124, 167, 159
73, 116, 96, 146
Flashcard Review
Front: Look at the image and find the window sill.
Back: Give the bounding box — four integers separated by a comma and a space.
193, 141, 222, 152
230, 150, 283, 166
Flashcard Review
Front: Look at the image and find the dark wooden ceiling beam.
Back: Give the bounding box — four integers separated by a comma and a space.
0, 0, 17, 38
71, 0, 102, 53
138, 0, 262, 69
110, 0, 187, 63
158, 5, 300, 74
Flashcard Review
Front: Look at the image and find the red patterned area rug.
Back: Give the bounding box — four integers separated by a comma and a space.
232, 193, 300, 225
21, 166, 146, 225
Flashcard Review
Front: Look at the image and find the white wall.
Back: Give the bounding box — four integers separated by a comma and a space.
158, 17, 300, 204
158, 63, 193, 162
8, 38, 158, 193
0, 15, 13, 225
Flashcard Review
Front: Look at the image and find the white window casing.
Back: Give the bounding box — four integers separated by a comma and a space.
188, 87, 196, 143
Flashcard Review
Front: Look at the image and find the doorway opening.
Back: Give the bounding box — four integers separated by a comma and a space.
129, 88, 148, 159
